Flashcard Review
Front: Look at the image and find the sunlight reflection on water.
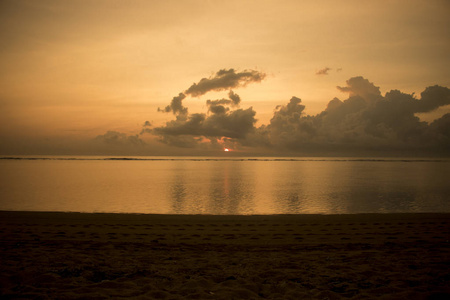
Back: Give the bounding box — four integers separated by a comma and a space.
0, 157, 449, 214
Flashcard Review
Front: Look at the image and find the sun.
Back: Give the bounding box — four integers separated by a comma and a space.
224, 148, 230, 152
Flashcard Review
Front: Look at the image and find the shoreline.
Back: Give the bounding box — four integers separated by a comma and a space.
3, 210, 450, 217
1, 211, 449, 299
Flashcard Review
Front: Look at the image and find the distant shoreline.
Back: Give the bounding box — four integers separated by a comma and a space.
1, 155, 449, 162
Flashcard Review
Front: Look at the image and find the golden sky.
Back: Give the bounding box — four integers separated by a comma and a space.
0, 0, 449, 156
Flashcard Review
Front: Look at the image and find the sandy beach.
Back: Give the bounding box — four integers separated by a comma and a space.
0, 211, 449, 299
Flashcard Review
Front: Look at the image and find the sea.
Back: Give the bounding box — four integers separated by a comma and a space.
0, 156, 449, 215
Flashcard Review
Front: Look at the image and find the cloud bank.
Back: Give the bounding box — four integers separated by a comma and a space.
153, 91, 257, 149
94, 131, 145, 147
147, 71, 450, 156
263, 78, 449, 154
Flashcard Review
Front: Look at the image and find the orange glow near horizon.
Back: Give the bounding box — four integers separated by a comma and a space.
0, 1, 449, 156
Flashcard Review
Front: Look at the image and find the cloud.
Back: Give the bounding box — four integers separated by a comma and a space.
148, 71, 450, 156
94, 131, 145, 147
337, 76, 382, 101
153, 89, 256, 148
316, 67, 344, 75
184, 68, 266, 97
316, 67, 331, 75
263, 97, 320, 150
416, 85, 450, 113
153, 107, 257, 148
206, 90, 241, 114
150, 69, 263, 149
157, 69, 263, 120
158, 93, 187, 115
430, 113, 450, 148
140, 121, 153, 135
228, 90, 241, 105
261, 77, 450, 154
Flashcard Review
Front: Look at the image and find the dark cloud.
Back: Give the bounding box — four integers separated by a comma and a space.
228, 90, 241, 105
158, 93, 187, 115
261, 77, 450, 154
148, 72, 450, 155
155, 134, 208, 149
207, 103, 229, 115
154, 113, 206, 137
150, 70, 262, 149
316, 67, 344, 75
263, 97, 320, 150
416, 85, 450, 113
153, 107, 257, 148
204, 107, 257, 139
316, 67, 331, 75
430, 113, 450, 148
158, 69, 261, 119
140, 121, 152, 135
337, 76, 382, 102
185, 68, 266, 97
95, 131, 145, 146
206, 91, 241, 114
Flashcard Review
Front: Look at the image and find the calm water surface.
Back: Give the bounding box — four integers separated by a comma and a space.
0, 157, 449, 214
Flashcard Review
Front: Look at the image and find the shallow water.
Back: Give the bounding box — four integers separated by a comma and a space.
0, 157, 449, 214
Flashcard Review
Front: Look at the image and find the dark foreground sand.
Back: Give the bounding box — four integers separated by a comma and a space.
1, 212, 449, 299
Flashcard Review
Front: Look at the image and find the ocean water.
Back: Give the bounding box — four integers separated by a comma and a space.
0, 156, 449, 215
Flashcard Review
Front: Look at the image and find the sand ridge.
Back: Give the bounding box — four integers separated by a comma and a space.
1, 212, 449, 299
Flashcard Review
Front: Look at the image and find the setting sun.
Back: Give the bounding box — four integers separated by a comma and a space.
224, 148, 230, 152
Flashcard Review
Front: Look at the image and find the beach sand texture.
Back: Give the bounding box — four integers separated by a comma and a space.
1, 212, 449, 299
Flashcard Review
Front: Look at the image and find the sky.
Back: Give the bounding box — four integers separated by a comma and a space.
0, 0, 449, 156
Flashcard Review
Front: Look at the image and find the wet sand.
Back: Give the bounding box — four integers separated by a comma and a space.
1, 211, 449, 299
